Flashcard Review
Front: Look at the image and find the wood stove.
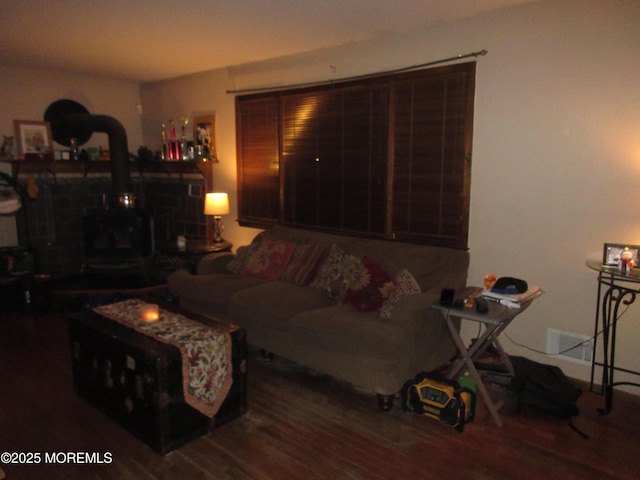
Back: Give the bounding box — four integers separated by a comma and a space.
46, 99, 157, 279
82, 208, 154, 272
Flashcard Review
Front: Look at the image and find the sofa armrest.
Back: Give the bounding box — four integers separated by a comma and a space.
196, 252, 235, 275
388, 291, 460, 371
388, 291, 440, 324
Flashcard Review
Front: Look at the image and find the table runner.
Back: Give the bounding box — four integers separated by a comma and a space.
93, 298, 232, 418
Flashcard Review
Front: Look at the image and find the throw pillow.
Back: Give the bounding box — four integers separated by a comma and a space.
346, 256, 396, 312
241, 239, 296, 279
310, 244, 352, 300
227, 232, 264, 273
281, 243, 331, 285
379, 269, 421, 319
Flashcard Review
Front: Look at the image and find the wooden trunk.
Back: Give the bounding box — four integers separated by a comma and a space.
67, 309, 247, 455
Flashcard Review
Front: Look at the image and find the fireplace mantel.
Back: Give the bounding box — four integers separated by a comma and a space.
6, 160, 215, 279
3, 159, 214, 185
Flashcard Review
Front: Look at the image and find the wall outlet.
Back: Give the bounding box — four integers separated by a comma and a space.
546, 328, 593, 365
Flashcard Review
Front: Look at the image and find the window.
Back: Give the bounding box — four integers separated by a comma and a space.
235, 62, 475, 248
281, 83, 388, 235
390, 65, 475, 247
235, 94, 280, 226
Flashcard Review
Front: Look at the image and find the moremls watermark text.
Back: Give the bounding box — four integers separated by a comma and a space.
1, 451, 113, 464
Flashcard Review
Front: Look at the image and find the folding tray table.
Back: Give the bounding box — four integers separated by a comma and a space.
433, 286, 541, 427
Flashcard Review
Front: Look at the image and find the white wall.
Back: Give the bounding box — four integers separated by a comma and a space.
130, 0, 640, 387
0, 66, 143, 245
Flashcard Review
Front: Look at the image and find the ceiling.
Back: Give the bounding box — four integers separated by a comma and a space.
0, 0, 535, 83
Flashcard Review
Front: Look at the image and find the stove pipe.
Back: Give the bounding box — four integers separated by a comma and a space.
63, 113, 131, 195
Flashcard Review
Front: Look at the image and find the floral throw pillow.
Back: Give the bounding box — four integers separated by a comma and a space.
346, 256, 396, 312
241, 239, 296, 279
310, 244, 353, 300
379, 269, 421, 319
227, 232, 264, 273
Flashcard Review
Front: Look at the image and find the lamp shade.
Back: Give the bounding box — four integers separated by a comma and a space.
204, 192, 230, 216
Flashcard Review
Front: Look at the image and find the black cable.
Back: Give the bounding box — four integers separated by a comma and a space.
503, 303, 629, 356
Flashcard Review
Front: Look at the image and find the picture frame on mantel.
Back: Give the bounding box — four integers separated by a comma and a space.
14, 120, 54, 161
193, 114, 217, 161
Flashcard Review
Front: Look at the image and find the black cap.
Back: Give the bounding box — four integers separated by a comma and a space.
491, 277, 528, 294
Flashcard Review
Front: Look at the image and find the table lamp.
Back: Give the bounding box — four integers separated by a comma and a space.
204, 192, 229, 243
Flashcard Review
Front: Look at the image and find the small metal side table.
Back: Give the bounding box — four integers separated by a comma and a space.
162, 240, 233, 273
586, 260, 640, 415
163, 239, 232, 257
433, 286, 541, 427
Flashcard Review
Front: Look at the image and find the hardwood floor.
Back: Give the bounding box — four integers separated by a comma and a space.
1, 310, 640, 480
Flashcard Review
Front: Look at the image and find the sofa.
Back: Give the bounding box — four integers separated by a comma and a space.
167, 225, 469, 410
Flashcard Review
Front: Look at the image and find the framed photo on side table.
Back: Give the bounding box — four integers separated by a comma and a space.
603, 243, 640, 266
14, 120, 54, 161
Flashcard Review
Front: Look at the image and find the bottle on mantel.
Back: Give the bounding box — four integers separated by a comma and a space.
169, 120, 181, 160
161, 124, 168, 160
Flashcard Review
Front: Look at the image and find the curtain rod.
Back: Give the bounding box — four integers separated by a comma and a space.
226, 49, 487, 95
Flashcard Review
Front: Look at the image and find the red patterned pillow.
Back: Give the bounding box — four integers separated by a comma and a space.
241, 239, 296, 279
346, 256, 396, 312
281, 243, 331, 285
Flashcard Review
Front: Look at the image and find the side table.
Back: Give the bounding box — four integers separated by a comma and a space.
586, 260, 640, 414
162, 240, 232, 273
163, 239, 232, 256
433, 286, 541, 427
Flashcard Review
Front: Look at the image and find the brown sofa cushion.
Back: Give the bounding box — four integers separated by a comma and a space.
167, 270, 267, 308
228, 281, 335, 331
289, 304, 408, 357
